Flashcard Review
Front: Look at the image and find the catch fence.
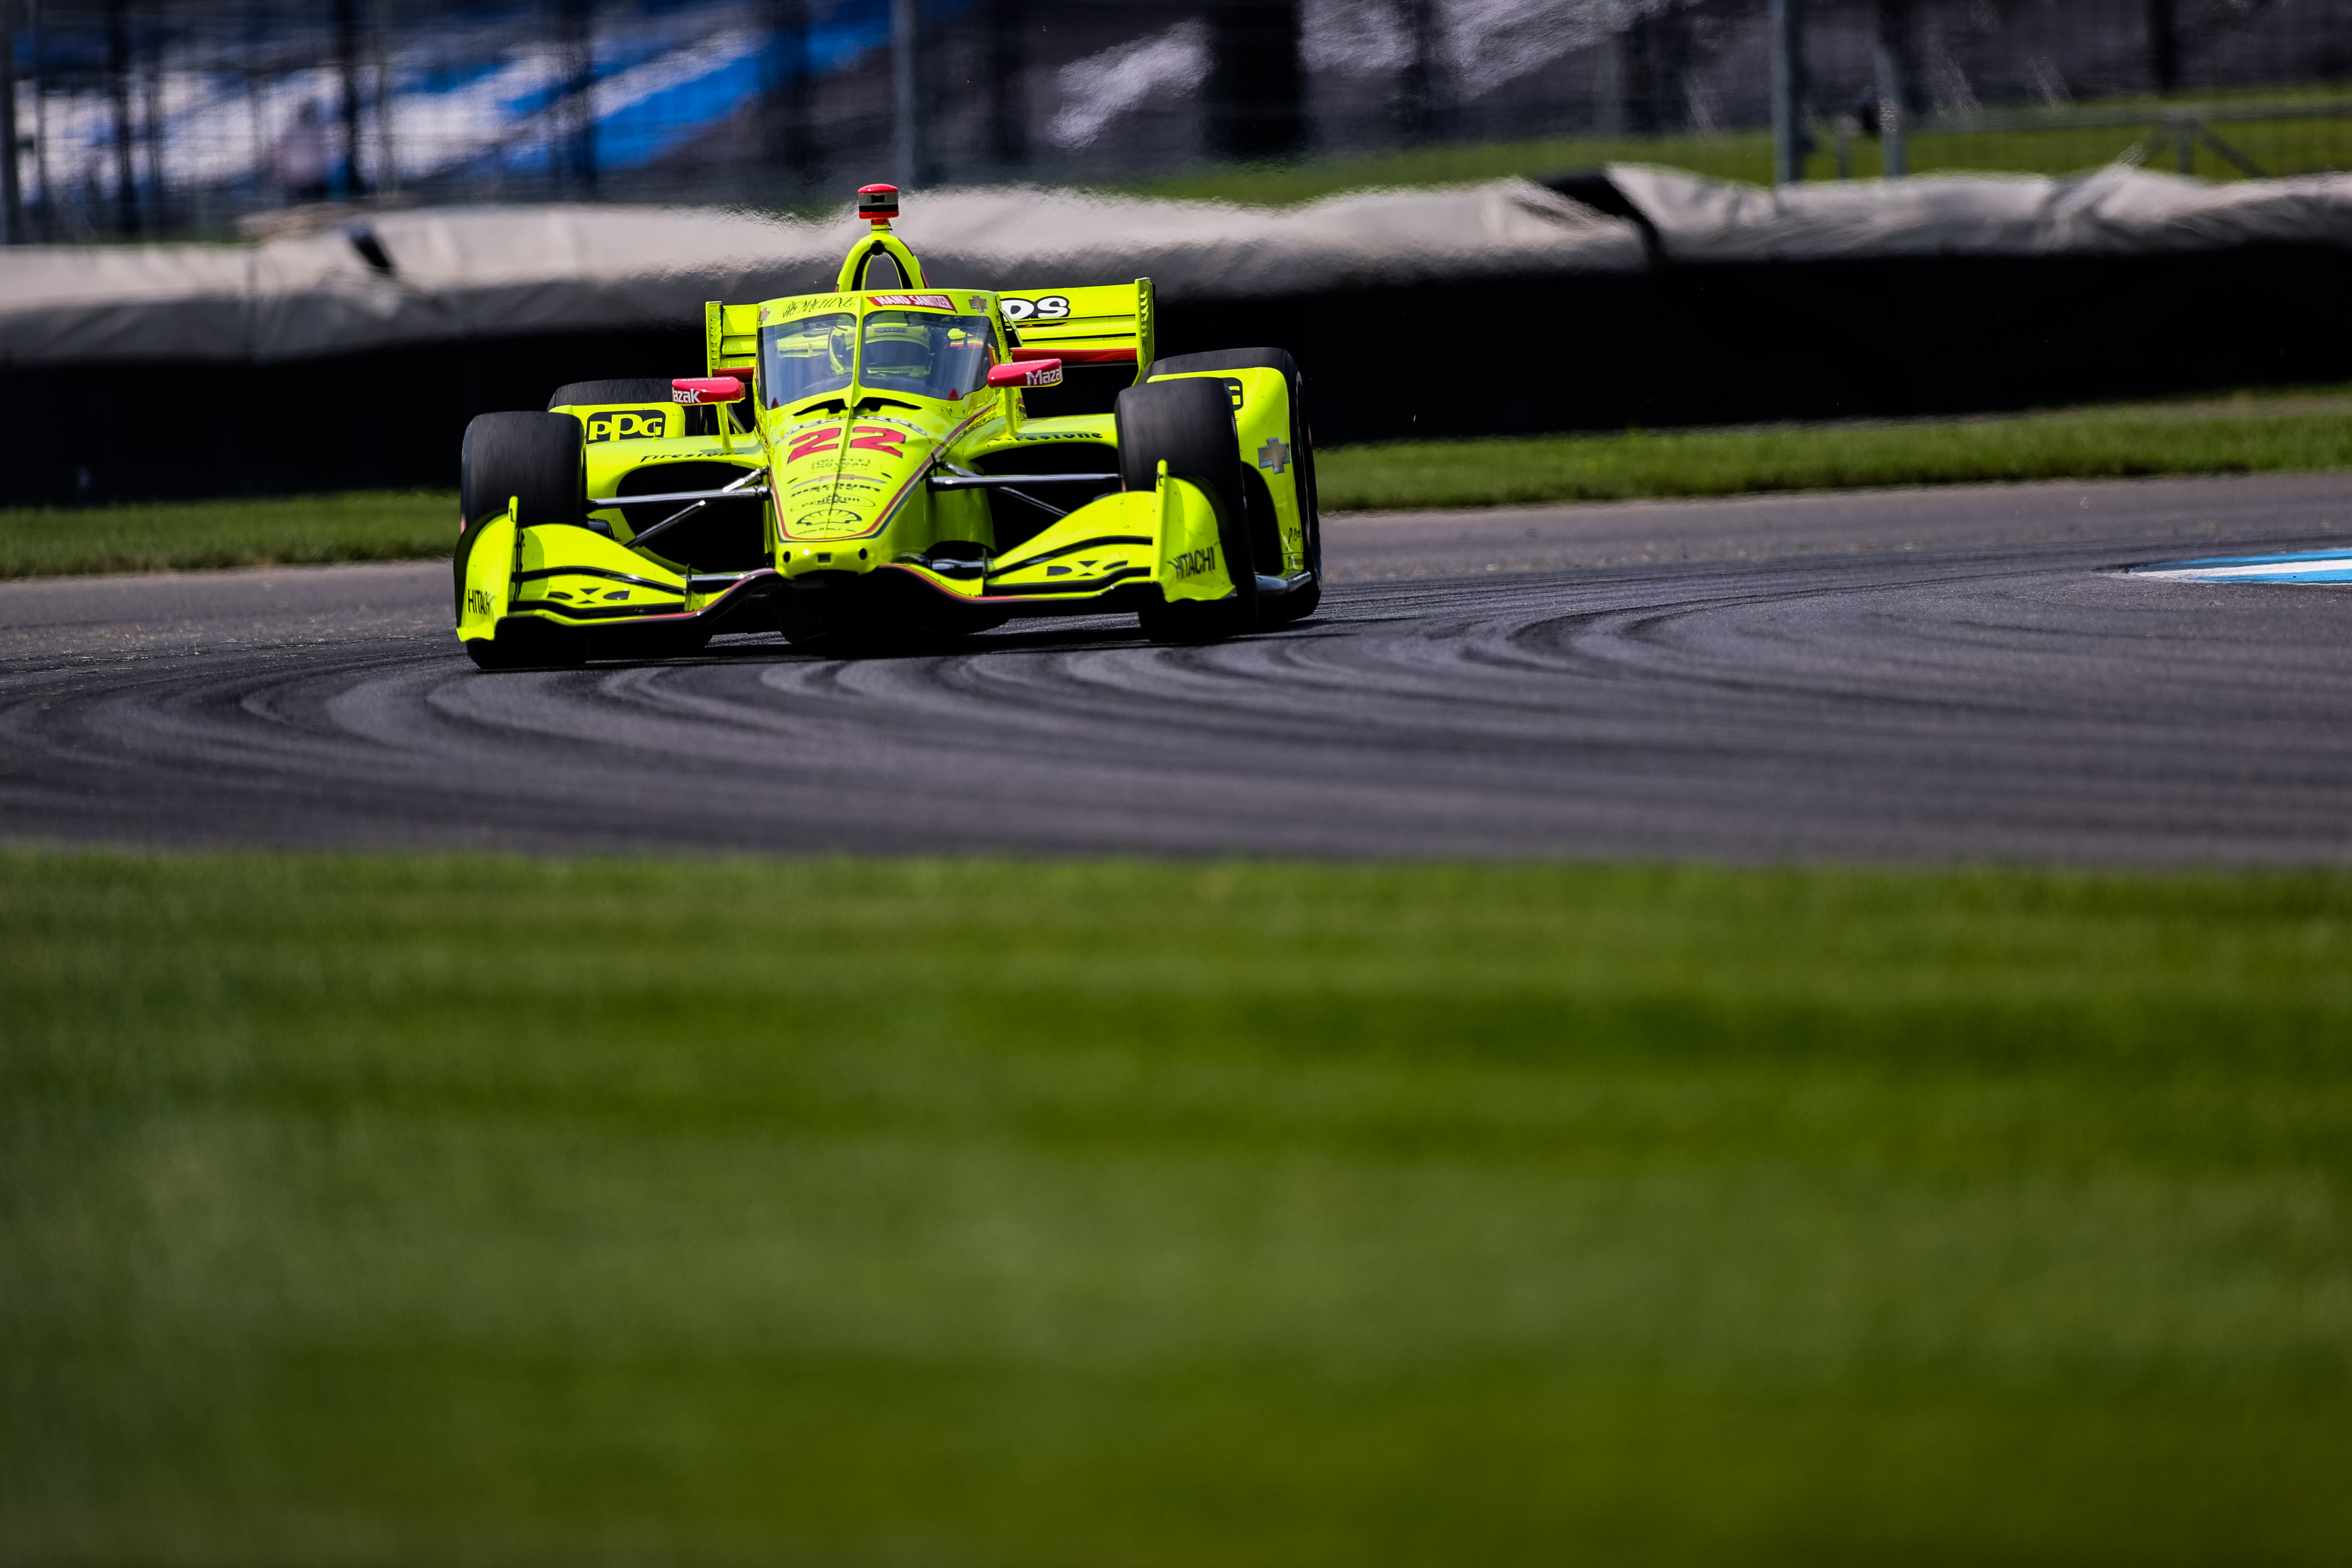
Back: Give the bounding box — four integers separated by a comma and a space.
2, 0, 2350, 243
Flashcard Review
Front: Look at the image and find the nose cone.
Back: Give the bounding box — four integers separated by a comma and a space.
774, 416, 932, 551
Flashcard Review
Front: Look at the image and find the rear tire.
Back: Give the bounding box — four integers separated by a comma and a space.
546, 378, 675, 409
1117, 377, 1254, 641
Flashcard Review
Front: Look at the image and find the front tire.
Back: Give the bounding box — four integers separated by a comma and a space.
465, 617, 589, 670
457, 411, 584, 611
1145, 347, 1321, 628
1117, 377, 1254, 641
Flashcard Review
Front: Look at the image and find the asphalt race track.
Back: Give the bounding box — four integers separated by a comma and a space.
6, 472, 2352, 863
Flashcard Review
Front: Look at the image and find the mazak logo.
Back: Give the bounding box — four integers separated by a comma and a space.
846, 425, 907, 458
583, 407, 669, 444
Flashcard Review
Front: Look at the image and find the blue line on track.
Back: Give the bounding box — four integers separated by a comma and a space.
2129, 547, 2352, 584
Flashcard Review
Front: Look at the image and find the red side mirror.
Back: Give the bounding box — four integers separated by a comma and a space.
672, 376, 744, 404
986, 358, 1063, 389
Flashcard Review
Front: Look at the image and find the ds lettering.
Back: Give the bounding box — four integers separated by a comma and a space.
1001, 295, 1070, 322
584, 407, 670, 443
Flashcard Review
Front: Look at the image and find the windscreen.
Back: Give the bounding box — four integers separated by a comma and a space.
760, 311, 855, 407
859, 311, 997, 402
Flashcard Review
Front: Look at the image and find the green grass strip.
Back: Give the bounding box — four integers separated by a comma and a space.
5, 392, 2350, 579
4, 848, 2349, 1566
1120, 87, 2352, 206
1320, 401, 2352, 510
0, 489, 455, 579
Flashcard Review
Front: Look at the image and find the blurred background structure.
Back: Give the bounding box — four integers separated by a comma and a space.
4, 0, 2352, 241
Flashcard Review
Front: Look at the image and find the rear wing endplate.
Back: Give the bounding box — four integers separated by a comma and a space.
998, 279, 1154, 382
705, 300, 760, 386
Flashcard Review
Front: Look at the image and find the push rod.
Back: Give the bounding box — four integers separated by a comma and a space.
926, 472, 1118, 489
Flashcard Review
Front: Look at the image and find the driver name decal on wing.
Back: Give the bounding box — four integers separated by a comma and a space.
1169, 545, 1216, 579
1000, 296, 1070, 322
584, 408, 670, 443
846, 425, 907, 457
867, 293, 953, 310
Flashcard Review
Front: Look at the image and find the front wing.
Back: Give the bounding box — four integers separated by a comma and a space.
456, 466, 1246, 648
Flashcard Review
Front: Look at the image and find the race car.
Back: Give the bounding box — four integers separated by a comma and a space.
453, 182, 1320, 669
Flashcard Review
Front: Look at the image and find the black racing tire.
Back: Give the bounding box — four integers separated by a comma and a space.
1145, 346, 1299, 381
547, 378, 675, 409
1147, 347, 1321, 627
1117, 377, 1254, 639
591, 621, 713, 662
465, 617, 588, 671
460, 411, 585, 534
457, 410, 585, 645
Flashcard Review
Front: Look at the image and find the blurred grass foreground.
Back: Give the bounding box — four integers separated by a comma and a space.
7, 391, 2352, 579
4, 848, 2349, 1565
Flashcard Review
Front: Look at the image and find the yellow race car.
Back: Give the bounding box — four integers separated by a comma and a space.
453, 183, 1321, 668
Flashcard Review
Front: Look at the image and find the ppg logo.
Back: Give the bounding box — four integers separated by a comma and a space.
583, 407, 670, 444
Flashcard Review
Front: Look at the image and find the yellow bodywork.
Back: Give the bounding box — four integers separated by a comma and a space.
460, 208, 1309, 653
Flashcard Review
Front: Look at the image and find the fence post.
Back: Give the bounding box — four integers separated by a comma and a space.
1875, 0, 1908, 178
1592, 0, 1623, 138
1205, 1, 1305, 162
336, 0, 368, 196
989, 0, 1024, 169
2148, 0, 2180, 93
1395, 0, 1444, 139
1769, 0, 1807, 184
373, 0, 396, 194
0, 0, 18, 244
891, 0, 919, 187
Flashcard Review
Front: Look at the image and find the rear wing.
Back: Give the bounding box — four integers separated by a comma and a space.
704, 279, 1155, 392
998, 279, 1155, 382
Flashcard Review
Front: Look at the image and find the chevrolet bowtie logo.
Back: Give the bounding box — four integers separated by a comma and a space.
1256, 438, 1290, 474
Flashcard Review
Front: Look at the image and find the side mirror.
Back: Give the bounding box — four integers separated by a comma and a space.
986, 358, 1063, 389
672, 376, 744, 404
